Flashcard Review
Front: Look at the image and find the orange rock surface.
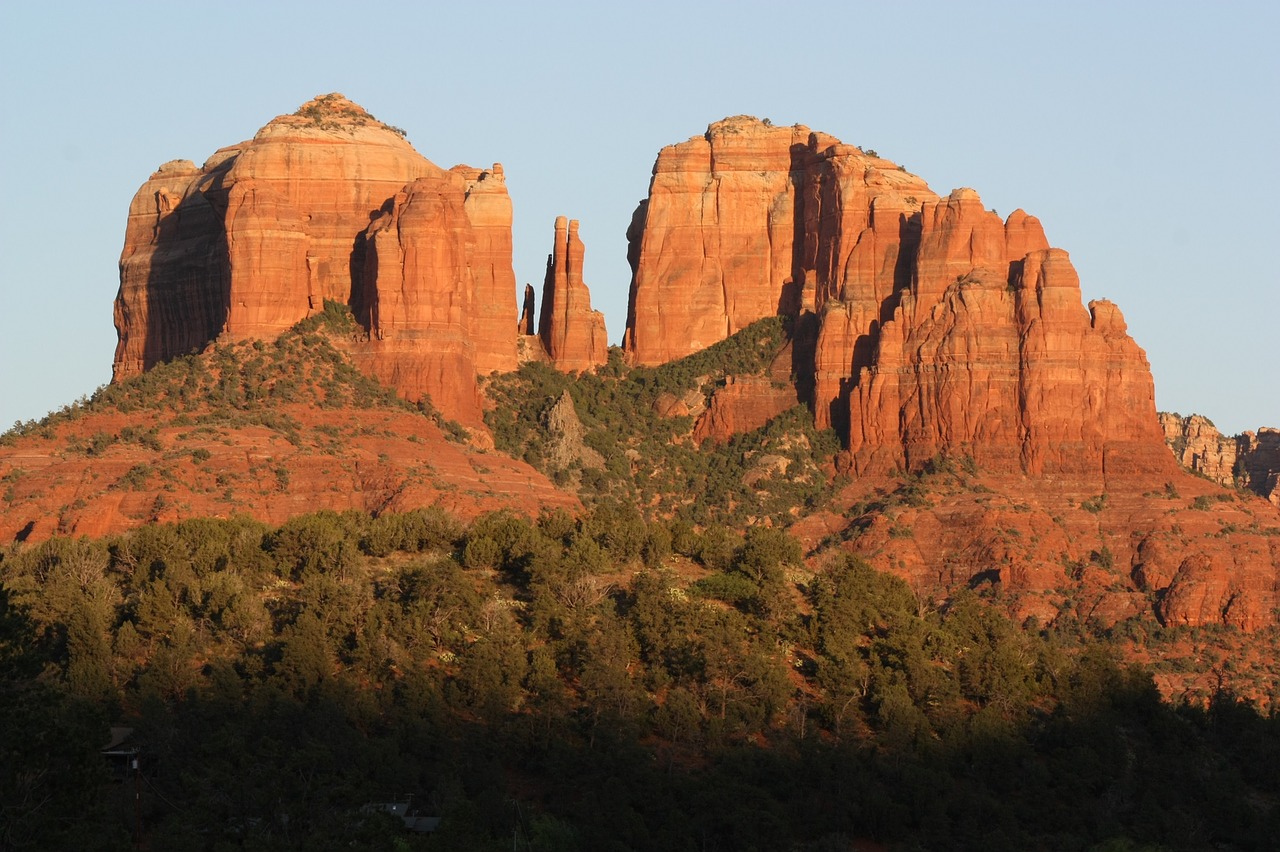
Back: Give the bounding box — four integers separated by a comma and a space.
623, 118, 814, 365
623, 117, 936, 368
0, 405, 576, 548
537, 217, 608, 372
847, 240, 1172, 478
692, 376, 798, 445
625, 120, 1172, 482
113, 94, 516, 427
356, 171, 500, 427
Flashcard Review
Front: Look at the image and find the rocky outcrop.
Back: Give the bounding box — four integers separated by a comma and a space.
847, 239, 1172, 478
537, 217, 608, 372
625, 118, 1172, 480
1161, 413, 1280, 506
541, 390, 604, 471
113, 94, 517, 428
1160, 413, 1239, 483
1239, 429, 1280, 506
693, 377, 797, 445
623, 117, 935, 367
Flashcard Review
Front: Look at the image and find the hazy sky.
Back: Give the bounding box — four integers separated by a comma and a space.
1, 1, 1276, 435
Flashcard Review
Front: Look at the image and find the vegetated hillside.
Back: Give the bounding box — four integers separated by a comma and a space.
0, 304, 575, 544
484, 316, 840, 525
2, 509, 1278, 850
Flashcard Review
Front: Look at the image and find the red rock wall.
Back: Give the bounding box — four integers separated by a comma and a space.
455, 164, 518, 375
622, 118, 812, 365
357, 175, 484, 427
692, 376, 797, 445
114, 158, 236, 379
625, 121, 1172, 480
846, 239, 1172, 477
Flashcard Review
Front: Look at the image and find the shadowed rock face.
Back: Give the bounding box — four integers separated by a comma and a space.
113, 94, 516, 428
625, 118, 1173, 479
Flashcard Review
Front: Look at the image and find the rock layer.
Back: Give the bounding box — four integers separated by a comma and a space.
113, 94, 517, 427
538, 217, 608, 372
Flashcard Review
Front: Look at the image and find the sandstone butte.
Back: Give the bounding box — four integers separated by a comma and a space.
624, 116, 1171, 480
23, 100, 1279, 635
625, 116, 1280, 631
113, 94, 520, 430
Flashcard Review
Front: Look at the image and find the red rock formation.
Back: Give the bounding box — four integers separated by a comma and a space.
1161, 413, 1239, 483
1161, 413, 1280, 506
113, 94, 517, 427
692, 376, 797, 444
1239, 429, 1280, 506
623, 118, 812, 366
356, 173, 485, 426
624, 118, 936, 369
454, 163, 518, 376
538, 217, 608, 372
625, 119, 1172, 481
846, 237, 1172, 477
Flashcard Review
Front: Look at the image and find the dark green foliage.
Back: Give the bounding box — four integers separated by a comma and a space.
2, 505, 1279, 849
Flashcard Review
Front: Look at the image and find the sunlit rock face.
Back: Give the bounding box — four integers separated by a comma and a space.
113, 94, 517, 427
625, 118, 1172, 479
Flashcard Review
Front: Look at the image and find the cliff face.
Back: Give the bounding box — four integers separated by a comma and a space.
622, 118, 935, 367
1161, 413, 1280, 506
626, 118, 1172, 479
357, 172, 487, 426
113, 94, 517, 427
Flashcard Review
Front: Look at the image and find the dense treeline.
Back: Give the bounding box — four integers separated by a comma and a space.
2, 508, 1277, 850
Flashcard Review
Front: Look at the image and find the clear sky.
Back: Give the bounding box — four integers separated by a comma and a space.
1, 1, 1276, 435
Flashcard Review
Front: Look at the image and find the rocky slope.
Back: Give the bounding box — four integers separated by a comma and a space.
3, 318, 574, 544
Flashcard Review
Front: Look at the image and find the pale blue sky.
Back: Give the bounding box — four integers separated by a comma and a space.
1, 1, 1276, 435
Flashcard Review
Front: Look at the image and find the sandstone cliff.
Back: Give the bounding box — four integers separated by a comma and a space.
113, 94, 517, 428
623, 118, 935, 367
537, 217, 608, 372
626, 118, 1172, 480
1161, 412, 1280, 506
